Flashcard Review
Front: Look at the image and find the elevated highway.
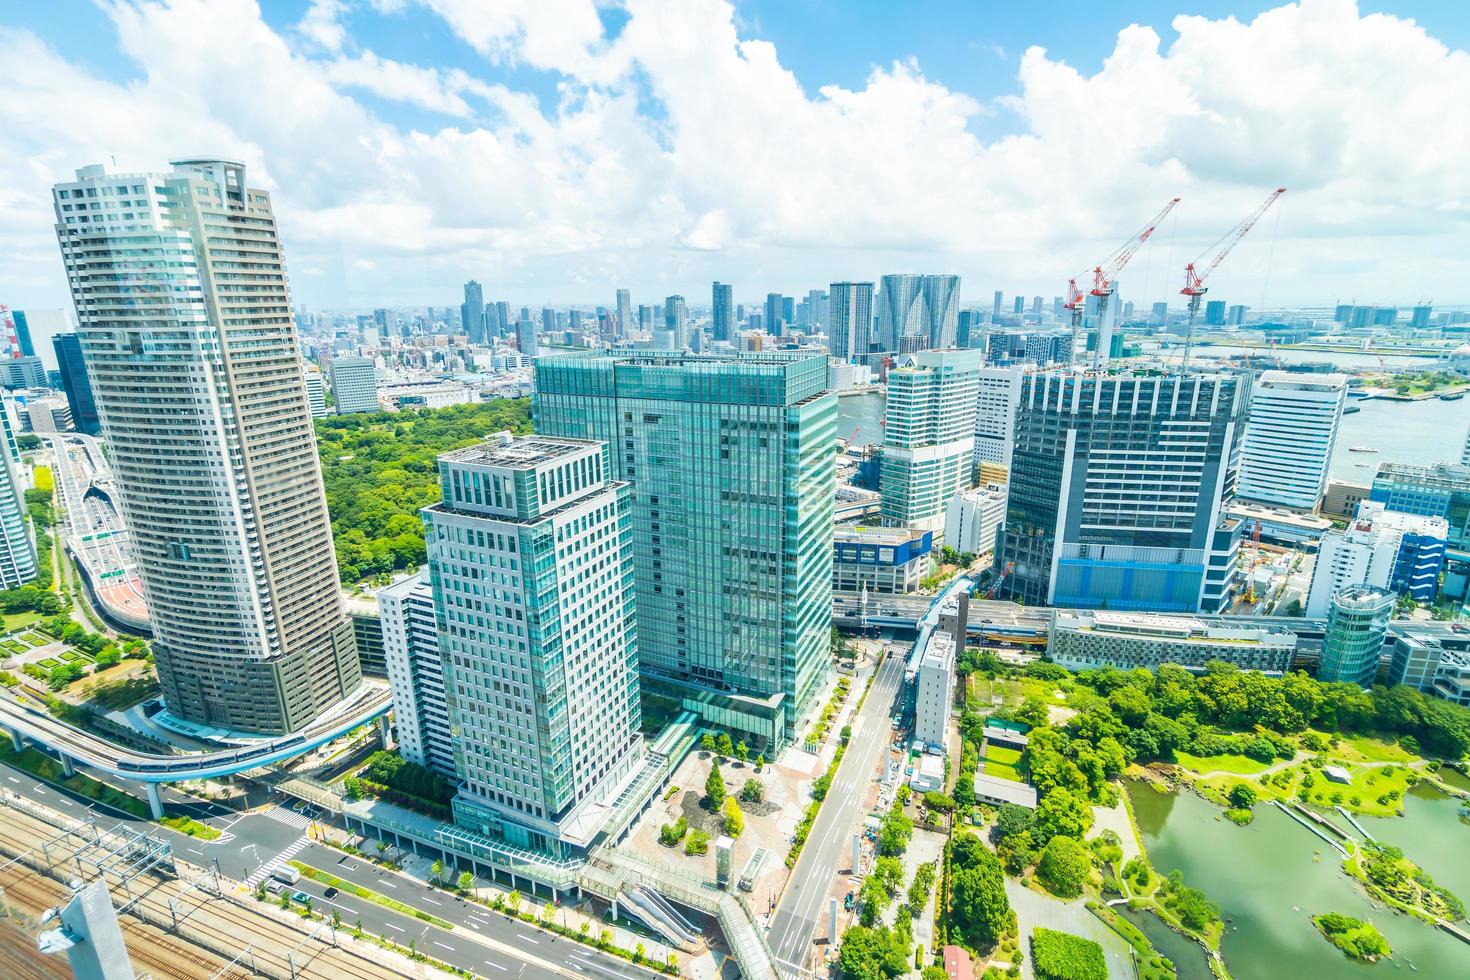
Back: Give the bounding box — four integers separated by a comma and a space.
0, 681, 391, 818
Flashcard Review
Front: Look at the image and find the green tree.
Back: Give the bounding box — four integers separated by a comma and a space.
949, 834, 1013, 950
705, 762, 727, 808
457, 870, 475, 893
430, 858, 446, 885
1228, 783, 1258, 809
740, 779, 764, 803
700, 733, 717, 753
1036, 836, 1091, 899
716, 733, 735, 757
838, 924, 908, 978
723, 796, 745, 838
735, 740, 749, 763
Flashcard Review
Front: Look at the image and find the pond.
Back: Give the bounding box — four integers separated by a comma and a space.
1126, 780, 1470, 979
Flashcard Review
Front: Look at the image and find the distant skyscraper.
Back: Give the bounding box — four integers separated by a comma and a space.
828, 281, 873, 362
1, 307, 35, 358
51, 333, 100, 435
1000, 371, 1248, 613
1237, 371, 1348, 510
992, 290, 1004, 319
496, 301, 512, 339
1204, 300, 1227, 326
806, 288, 826, 329
330, 356, 379, 414
302, 363, 329, 418
1152, 301, 1169, 325
880, 348, 983, 531
878, 274, 960, 353
1227, 304, 1248, 325
711, 282, 734, 342
461, 280, 485, 343
0, 406, 36, 588
1012, 295, 1025, 315
534, 350, 836, 751
1319, 586, 1395, 686
616, 288, 632, 337
638, 304, 656, 334
1410, 304, 1433, 329
52, 159, 360, 733
424, 434, 643, 855
764, 293, 786, 333
663, 295, 688, 349
956, 310, 982, 350
518, 313, 540, 358
1030, 296, 1043, 318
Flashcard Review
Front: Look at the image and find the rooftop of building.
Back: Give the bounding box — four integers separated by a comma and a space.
920, 629, 957, 670
1332, 585, 1397, 609
1255, 370, 1350, 388
1227, 502, 1333, 531
1053, 609, 1297, 644
439, 432, 601, 470
834, 524, 930, 545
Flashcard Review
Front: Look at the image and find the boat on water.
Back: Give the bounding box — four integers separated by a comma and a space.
1439, 392, 1465, 401
1348, 446, 1379, 453
1343, 405, 1362, 414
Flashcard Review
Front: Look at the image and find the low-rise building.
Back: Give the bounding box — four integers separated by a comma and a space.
1048, 610, 1297, 674
378, 380, 476, 410
1385, 627, 1470, 701
944, 484, 1006, 557
1322, 479, 1372, 520
1226, 501, 1332, 546
1430, 649, 1470, 707
914, 630, 956, 751
832, 525, 933, 594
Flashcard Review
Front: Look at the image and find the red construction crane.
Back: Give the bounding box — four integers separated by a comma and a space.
1085, 197, 1181, 367
1179, 187, 1287, 368
1062, 277, 1087, 365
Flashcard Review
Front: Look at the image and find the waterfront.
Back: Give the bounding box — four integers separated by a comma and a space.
835, 362, 1469, 478
1126, 780, 1470, 979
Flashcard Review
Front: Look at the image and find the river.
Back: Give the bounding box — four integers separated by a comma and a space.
1126, 780, 1470, 979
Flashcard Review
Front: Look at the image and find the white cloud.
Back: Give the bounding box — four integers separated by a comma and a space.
1, 0, 1467, 310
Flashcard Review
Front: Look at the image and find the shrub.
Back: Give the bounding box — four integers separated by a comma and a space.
722, 796, 744, 838
1037, 836, 1090, 899
740, 779, 764, 803
660, 817, 688, 846
1030, 928, 1106, 980
684, 830, 710, 855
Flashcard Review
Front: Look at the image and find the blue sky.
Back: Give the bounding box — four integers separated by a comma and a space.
3, 0, 1469, 312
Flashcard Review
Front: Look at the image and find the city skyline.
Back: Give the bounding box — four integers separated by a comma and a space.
3, 1, 1470, 311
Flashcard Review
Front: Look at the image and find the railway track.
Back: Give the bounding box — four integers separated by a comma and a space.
0, 811, 400, 980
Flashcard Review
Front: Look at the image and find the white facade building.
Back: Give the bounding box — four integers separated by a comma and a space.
302, 365, 329, 418
1237, 371, 1348, 510
880, 348, 982, 532
1305, 502, 1448, 617
944, 484, 1007, 557
972, 365, 1024, 473
914, 629, 956, 750
0, 407, 36, 588
377, 571, 457, 777
423, 434, 643, 856
330, 356, 379, 414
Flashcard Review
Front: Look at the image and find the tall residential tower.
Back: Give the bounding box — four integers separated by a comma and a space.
52, 159, 360, 733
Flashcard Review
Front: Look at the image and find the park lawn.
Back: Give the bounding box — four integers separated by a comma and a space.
1328, 734, 1415, 765
19, 632, 46, 646
1174, 751, 1272, 776
36, 658, 60, 669
984, 744, 1025, 780
2, 611, 42, 633
160, 814, 221, 840
1300, 764, 1414, 817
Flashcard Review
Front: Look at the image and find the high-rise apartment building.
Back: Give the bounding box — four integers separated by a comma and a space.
424, 434, 643, 855
711, 282, 733, 342
330, 355, 379, 414
534, 350, 836, 750
663, 295, 688, 350
0, 407, 36, 589
1319, 586, 1395, 686
462, 280, 485, 344
999, 371, 1248, 613
378, 571, 456, 778
878, 274, 960, 353
972, 365, 1024, 474
52, 159, 360, 733
828, 281, 874, 362
51, 333, 101, 435
880, 348, 983, 532
615, 288, 632, 338
1237, 371, 1348, 510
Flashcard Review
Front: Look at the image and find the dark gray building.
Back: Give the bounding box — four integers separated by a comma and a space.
999, 371, 1249, 613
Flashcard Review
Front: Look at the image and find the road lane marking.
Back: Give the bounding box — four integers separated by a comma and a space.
380, 880, 398, 888
6, 777, 17, 783
433, 941, 454, 951
421, 895, 443, 906
385, 922, 406, 932
516, 933, 540, 945
483, 961, 507, 972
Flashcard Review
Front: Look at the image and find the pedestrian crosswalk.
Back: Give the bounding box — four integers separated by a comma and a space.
244, 836, 311, 888
263, 804, 314, 830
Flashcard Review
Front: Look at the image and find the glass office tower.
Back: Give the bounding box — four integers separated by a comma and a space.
534, 350, 836, 751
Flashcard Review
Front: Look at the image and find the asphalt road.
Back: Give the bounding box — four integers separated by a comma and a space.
0, 753, 657, 980
765, 652, 905, 977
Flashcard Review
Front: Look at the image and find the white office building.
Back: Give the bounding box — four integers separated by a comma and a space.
377, 571, 457, 777
972, 365, 1024, 473
1237, 371, 1348, 510
1305, 502, 1448, 617
330, 355, 379, 414
880, 348, 983, 532
424, 434, 643, 856
914, 629, 956, 750
302, 364, 329, 417
944, 484, 1007, 557
0, 407, 36, 588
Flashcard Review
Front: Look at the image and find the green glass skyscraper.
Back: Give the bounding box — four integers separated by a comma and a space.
534, 350, 836, 751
